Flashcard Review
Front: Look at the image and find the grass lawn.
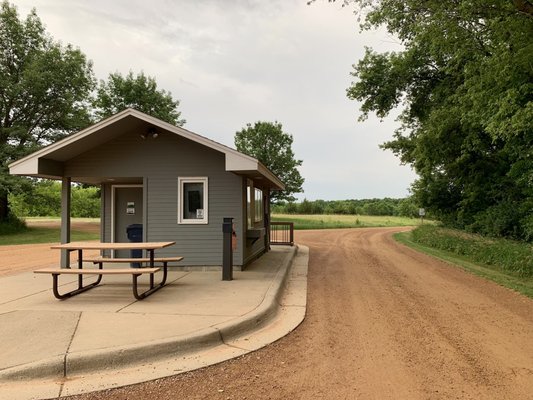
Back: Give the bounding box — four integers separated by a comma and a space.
0, 228, 99, 245
272, 213, 425, 230
0, 217, 100, 246
395, 230, 533, 299
23, 217, 100, 223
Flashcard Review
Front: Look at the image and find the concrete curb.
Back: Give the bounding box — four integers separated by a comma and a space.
0, 245, 298, 381
0, 356, 64, 382
215, 245, 296, 341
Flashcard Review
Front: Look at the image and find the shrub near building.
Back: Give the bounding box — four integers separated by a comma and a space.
9, 180, 100, 218
411, 225, 533, 278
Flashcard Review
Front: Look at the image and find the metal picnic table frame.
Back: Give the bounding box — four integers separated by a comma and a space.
46, 241, 176, 300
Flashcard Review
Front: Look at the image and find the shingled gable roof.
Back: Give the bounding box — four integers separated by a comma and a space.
8, 108, 285, 190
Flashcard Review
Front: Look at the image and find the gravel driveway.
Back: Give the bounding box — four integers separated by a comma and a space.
7, 226, 533, 399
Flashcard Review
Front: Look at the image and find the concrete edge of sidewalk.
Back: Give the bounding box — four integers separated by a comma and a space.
213, 245, 297, 341
0, 245, 301, 382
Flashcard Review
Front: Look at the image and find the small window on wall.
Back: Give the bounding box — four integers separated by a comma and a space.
178, 177, 208, 224
247, 183, 253, 229
247, 180, 264, 228
254, 188, 263, 222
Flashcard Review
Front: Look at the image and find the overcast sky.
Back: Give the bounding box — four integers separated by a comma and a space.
15, 0, 416, 200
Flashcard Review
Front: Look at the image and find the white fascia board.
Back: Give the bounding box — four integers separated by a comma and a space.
9, 158, 39, 176
257, 163, 285, 190
225, 154, 285, 190
225, 153, 259, 171
8, 108, 136, 170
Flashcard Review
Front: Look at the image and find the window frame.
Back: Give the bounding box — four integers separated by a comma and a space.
247, 182, 253, 229
247, 180, 264, 228
254, 187, 263, 223
177, 177, 208, 224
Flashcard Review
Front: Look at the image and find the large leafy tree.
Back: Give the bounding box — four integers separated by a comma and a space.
0, 1, 95, 221
235, 121, 304, 203
93, 71, 185, 126
345, 0, 533, 240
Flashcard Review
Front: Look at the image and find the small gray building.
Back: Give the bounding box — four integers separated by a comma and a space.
9, 108, 284, 268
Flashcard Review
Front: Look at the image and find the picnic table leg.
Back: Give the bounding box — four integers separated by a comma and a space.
94, 261, 104, 285
77, 249, 83, 289
149, 249, 155, 288
160, 262, 168, 286
51, 265, 103, 300
132, 264, 168, 300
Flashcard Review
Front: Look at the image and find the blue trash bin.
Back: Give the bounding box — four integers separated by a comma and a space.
126, 224, 143, 268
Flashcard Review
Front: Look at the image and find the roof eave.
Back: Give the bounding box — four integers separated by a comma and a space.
8, 108, 135, 171
225, 153, 285, 190
8, 108, 286, 190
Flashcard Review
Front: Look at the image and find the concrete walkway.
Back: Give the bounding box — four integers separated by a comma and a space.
0, 245, 308, 400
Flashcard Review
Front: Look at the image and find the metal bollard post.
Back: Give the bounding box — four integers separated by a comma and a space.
222, 217, 233, 281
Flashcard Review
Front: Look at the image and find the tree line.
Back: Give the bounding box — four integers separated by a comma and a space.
342, 0, 533, 241
9, 181, 100, 218
272, 197, 421, 218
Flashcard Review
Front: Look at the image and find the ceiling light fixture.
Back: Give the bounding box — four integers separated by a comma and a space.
140, 127, 159, 139
148, 127, 158, 139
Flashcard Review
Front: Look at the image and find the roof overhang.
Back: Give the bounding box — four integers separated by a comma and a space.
9, 108, 285, 190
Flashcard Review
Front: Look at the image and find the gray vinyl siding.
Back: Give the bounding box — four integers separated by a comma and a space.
65, 129, 246, 266
146, 174, 243, 265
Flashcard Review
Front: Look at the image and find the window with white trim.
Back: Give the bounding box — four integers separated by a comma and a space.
247, 183, 253, 229
254, 187, 263, 222
246, 180, 264, 228
178, 177, 208, 224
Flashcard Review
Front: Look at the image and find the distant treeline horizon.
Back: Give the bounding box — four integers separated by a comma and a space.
272, 197, 421, 218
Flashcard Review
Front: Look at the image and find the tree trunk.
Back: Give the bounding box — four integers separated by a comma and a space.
0, 192, 9, 222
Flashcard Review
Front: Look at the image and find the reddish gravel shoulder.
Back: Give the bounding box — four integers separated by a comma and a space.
0, 220, 100, 276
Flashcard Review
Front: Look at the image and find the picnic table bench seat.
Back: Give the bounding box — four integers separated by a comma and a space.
82, 256, 183, 265
35, 267, 161, 275
34, 265, 168, 301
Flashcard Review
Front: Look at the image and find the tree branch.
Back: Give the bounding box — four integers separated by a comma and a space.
513, 0, 533, 17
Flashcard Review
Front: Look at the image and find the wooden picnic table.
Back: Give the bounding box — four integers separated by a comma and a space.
37, 241, 177, 300
50, 241, 175, 269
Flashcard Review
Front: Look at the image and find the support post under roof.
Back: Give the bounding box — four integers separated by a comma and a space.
60, 177, 71, 268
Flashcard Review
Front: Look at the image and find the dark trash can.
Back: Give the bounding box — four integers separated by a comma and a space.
126, 224, 143, 268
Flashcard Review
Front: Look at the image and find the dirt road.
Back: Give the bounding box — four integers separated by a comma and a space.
21, 227, 533, 399
0, 220, 100, 276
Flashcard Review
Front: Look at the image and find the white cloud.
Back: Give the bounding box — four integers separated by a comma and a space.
14, 0, 416, 199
